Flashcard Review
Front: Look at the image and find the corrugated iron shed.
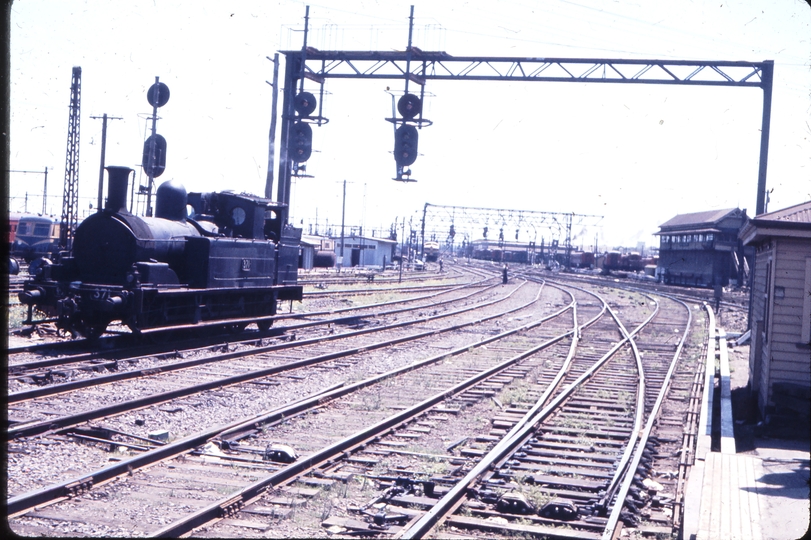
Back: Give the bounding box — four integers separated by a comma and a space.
739, 201, 811, 245
756, 200, 811, 223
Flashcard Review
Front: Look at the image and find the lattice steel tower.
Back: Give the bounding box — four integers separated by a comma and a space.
60, 66, 82, 250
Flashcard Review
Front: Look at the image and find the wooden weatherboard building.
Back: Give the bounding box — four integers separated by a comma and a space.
739, 200, 811, 426
655, 208, 751, 288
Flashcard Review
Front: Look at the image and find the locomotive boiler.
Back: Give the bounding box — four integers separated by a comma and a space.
19, 166, 302, 339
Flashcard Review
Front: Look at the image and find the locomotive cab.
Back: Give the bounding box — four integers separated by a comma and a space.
186, 191, 287, 241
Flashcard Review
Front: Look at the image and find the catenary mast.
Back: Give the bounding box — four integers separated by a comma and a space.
60, 66, 82, 251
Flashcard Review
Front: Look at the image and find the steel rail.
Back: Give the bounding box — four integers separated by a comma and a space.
8, 284, 563, 516
7, 279, 500, 400
399, 283, 659, 538
547, 272, 748, 312
7, 274, 492, 369
601, 294, 693, 539
6, 279, 537, 438
7, 283, 566, 524
150, 299, 576, 537
596, 293, 657, 511
5, 382, 346, 517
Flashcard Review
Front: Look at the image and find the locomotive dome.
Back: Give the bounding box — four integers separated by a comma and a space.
155, 180, 188, 221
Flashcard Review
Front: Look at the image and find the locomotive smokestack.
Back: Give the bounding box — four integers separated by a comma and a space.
105, 166, 133, 213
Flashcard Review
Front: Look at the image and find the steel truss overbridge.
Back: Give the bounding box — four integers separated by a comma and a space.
275, 48, 774, 215
419, 202, 603, 266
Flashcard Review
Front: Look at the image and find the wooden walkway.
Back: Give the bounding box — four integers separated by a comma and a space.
695, 452, 763, 540
684, 313, 763, 540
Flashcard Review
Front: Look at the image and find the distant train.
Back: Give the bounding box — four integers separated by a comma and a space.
601, 251, 654, 274
470, 247, 593, 268
424, 241, 440, 262
20, 166, 302, 339
568, 251, 595, 268
11, 214, 61, 262
471, 249, 529, 264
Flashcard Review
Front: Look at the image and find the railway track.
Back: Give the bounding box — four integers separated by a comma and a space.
6, 264, 491, 355
7, 270, 493, 369
6, 274, 519, 439
5, 265, 724, 538
7, 276, 564, 528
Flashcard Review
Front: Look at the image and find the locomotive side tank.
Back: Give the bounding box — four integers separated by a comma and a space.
20, 166, 302, 338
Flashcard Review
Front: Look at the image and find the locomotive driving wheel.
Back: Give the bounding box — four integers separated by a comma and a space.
81, 320, 110, 341
257, 319, 273, 331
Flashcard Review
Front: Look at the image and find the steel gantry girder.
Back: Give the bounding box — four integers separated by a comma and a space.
276, 50, 773, 214
287, 51, 770, 87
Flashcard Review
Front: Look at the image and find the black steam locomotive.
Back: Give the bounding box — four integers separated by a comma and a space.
19, 166, 302, 339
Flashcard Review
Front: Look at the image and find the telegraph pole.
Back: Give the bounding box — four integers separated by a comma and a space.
42, 167, 48, 215
90, 113, 123, 212
340, 179, 346, 271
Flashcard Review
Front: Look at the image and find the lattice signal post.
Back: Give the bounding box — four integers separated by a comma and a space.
60, 66, 82, 251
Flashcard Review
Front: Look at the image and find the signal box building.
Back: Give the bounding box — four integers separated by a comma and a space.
738, 200, 811, 426
655, 208, 752, 287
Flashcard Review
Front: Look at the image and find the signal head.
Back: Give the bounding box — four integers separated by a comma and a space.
393, 124, 419, 167
294, 92, 317, 116
289, 121, 313, 163
397, 93, 422, 120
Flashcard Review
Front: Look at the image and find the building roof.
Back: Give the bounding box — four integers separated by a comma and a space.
657, 208, 745, 231
756, 200, 811, 223
331, 234, 398, 245
300, 234, 329, 247
739, 200, 811, 245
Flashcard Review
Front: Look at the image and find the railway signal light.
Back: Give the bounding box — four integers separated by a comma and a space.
147, 82, 170, 108
289, 121, 313, 163
394, 124, 418, 167
397, 94, 421, 120
142, 134, 167, 177
293, 92, 317, 116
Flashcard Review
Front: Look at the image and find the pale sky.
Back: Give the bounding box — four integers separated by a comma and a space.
7, 0, 811, 248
